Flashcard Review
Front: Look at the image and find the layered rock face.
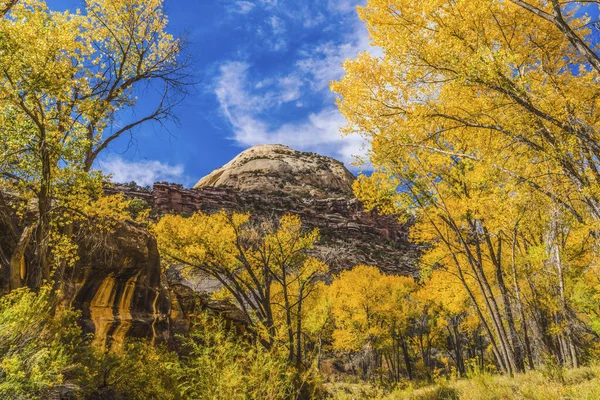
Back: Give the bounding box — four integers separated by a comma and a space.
194, 144, 356, 199
110, 144, 420, 275
66, 221, 172, 349
149, 184, 417, 275
0, 192, 172, 349
0, 144, 419, 349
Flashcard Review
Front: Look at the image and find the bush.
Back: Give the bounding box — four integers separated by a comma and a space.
128, 198, 150, 219
90, 342, 181, 400
0, 287, 181, 399
177, 314, 301, 400
0, 289, 321, 399
0, 287, 95, 399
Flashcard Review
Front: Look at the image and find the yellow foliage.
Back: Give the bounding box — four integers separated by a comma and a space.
332, 0, 600, 373
154, 211, 328, 365
327, 265, 417, 352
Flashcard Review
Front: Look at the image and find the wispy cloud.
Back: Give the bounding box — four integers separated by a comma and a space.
214, 60, 367, 164
297, 22, 374, 92
327, 0, 360, 14
98, 157, 185, 187
213, 5, 375, 165
230, 1, 256, 14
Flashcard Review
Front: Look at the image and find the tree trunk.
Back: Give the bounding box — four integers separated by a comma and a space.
9, 225, 34, 289
485, 231, 525, 372
452, 320, 466, 376
34, 133, 52, 289
551, 213, 578, 369
400, 334, 413, 380
511, 233, 535, 369
280, 276, 295, 364
470, 230, 517, 374
295, 285, 303, 369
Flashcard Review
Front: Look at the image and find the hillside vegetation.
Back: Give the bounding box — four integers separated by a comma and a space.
2, 0, 600, 399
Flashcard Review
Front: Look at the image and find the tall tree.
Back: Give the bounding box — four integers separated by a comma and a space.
155, 212, 328, 367
0, 0, 187, 288
332, 0, 600, 372
333, 0, 600, 224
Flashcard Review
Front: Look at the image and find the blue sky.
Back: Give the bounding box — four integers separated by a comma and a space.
48, 0, 374, 187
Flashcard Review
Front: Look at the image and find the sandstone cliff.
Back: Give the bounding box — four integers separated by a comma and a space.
109, 144, 419, 275
194, 144, 356, 198
0, 144, 418, 349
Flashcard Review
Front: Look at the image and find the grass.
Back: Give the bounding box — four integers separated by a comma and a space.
387, 366, 600, 400
326, 365, 600, 399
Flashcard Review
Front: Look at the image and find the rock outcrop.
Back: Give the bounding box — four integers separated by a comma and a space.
0, 190, 173, 349
194, 144, 356, 199
153, 184, 417, 275
108, 145, 420, 275
65, 220, 172, 349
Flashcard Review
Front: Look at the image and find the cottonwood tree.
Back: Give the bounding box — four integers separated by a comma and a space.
0, 0, 17, 16
333, 0, 600, 224
0, 0, 187, 289
326, 265, 417, 383
332, 0, 600, 372
154, 211, 328, 368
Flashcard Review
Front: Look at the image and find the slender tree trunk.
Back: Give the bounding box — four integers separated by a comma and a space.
554, 246, 578, 368
434, 219, 510, 373
400, 334, 413, 380
449, 249, 509, 373
295, 286, 303, 369
441, 215, 517, 373
281, 281, 295, 364
452, 320, 466, 376
485, 232, 525, 372
511, 233, 535, 369
474, 239, 518, 374
34, 134, 52, 288
550, 212, 578, 369
263, 269, 276, 348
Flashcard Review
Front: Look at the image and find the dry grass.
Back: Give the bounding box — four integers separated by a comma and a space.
325, 366, 600, 399
387, 366, 600, 400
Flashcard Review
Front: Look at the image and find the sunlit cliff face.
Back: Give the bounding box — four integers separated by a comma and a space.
90, 275, 117, 348
89, 273, 139, 351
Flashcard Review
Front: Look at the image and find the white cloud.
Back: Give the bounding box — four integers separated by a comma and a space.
214, 61, 367, 164
261, 15, 287, 51
214, 0, 377, 165
98, 157, 185, 187
297, 21, 377, 92
215, 62, 303, 114
258, 0, 278, 8
276, 75, 303, 103
269, 15, 285, 34
328, 0, 360, 14
232, 106, 366, 164
231, 1, 256, 14
266, 37, 287, 52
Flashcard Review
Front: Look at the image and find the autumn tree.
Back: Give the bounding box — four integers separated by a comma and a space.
0, 0, 17, 16
154, 211, 328, 368
332, 0, 600, 373
0, 0, 186, 289
326, 265, 417, 383
334, 0, 600, 225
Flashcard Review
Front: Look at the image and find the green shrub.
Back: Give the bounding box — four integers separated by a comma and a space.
128, 197, 150, 219
91, 342, 182, 400
0, 287, 95, 399
177, 313, 301, 400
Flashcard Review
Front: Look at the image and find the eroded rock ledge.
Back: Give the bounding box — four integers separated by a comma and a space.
108, 182, 420, 275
